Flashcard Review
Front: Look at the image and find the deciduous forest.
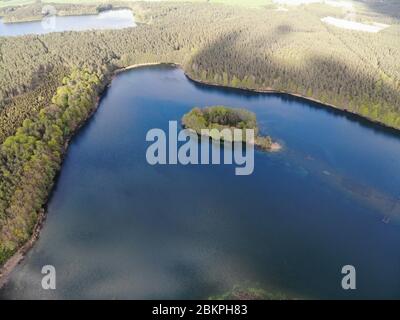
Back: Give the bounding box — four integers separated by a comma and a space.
0, 1, 399, 265
0, 68, 105, 263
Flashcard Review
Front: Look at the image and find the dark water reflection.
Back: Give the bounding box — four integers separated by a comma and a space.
1, 65, 400, 299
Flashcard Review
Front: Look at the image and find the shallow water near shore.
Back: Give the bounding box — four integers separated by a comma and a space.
1, 65, 400, 299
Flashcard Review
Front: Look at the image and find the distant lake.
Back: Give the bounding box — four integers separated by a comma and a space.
0, 9, 136, 37
1, 65, 400, 299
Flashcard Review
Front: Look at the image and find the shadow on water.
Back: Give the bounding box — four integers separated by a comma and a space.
103, 64, 400, 225
183, 63, 400, 224
289, 146, 400, 224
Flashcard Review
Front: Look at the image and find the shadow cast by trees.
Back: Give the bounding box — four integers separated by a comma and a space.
187, 21, 400, 130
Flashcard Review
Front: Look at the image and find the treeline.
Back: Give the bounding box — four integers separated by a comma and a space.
0, 0, 399, 265
0, 68, 104, 264
1, 2, 399, 130
0, 2, 118, 23
182, 106, 273, 150
0, 67, 65, 145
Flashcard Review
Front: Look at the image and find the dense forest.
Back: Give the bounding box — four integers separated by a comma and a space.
0, 1, 400, 265
182, 106, 274, 150
0, 68, 105, 264
1, 2, 400, 131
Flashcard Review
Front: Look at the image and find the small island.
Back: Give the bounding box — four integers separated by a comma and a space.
208, 284, 288, 300
182, 106, 281, 151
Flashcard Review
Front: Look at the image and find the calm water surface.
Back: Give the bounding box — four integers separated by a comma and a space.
0, 9, 135, 37
1, 65, 400, 299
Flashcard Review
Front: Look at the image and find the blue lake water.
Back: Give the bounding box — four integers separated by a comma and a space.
1, 65, 400, 299
0, 9, 135, 37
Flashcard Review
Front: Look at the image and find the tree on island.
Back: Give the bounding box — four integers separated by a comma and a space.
182, 106, 281, 151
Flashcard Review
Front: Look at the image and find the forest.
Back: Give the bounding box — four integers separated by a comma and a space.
0, 68, 105, 264
1, 2, 399, 133
0, 1, 399, 265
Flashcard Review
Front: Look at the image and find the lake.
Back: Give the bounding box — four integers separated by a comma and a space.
0, 9, 135, 37
1, 65, 400, 299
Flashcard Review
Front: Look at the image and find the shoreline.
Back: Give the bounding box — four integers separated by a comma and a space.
0, 61, 396, 288
183, 70, 398, 134
124, 62, 399, 134
0, 63, 165, 288
0, 209, 46, 289
0, 94, 104, 289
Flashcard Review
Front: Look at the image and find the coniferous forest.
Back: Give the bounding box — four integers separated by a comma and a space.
0, 1, 400, 266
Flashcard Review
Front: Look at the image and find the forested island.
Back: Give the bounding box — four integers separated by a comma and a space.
182, 106, 280, 151
0, 0, 400, 276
